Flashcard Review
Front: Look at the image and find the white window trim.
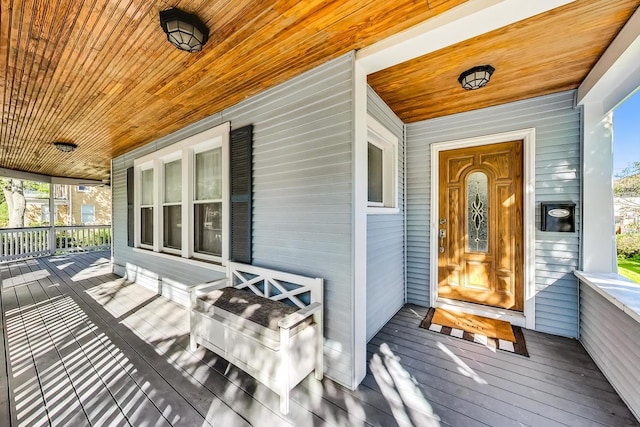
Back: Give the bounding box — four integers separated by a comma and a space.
366, 115, 399, 214
133, 122, 230, 265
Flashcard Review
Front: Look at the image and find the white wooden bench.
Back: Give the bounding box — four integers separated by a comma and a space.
189, 262, 323, 414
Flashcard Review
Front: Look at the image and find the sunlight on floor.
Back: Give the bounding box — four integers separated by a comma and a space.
5, 292, 179, 426
370, 342, 441, 426
2, 267, 50, 288
436, 342, 488, 385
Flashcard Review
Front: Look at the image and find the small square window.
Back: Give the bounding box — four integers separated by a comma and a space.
367, 116, 398, 212
368, 143, 384, 205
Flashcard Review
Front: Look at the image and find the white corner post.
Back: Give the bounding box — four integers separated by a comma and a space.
581, 104, 616, 273
576, 6, 640, 273
49, 185, 56, 255
352, 59, 368, 389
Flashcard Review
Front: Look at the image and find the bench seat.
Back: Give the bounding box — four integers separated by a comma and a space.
194, 287, 313, 350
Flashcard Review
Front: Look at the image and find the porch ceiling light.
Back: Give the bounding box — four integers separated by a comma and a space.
159, 8, 209, 53
458, 65, 495, 90
53, 141, 77, 153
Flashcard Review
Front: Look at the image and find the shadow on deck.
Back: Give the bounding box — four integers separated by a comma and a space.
0, 251, 636, 426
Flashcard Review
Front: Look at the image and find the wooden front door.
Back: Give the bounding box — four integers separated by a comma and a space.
438, 141, 524, 311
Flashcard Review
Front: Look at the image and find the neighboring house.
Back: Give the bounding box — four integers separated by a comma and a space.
614, 196, 640, 233
24, 184, 111, 226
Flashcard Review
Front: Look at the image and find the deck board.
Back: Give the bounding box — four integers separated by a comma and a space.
0, 252, 638, 427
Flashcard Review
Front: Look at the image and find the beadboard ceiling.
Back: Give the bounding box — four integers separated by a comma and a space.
0, 0, 638, 180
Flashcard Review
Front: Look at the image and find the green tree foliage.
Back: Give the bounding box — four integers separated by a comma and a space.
0, 178, 50, 228
615, 161, 640, 196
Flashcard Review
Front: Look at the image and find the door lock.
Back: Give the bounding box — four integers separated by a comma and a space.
439, 229, 446, 239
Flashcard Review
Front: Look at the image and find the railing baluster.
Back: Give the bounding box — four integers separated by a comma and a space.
0, 225, 112, 262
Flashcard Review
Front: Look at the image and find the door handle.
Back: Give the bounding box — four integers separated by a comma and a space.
439, 228, 446, 253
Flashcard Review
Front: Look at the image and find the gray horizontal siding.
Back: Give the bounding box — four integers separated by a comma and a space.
580, 283, 640, 420
366, 87, 405, 341
112, 53, 355, 387
406, 90, 581, 337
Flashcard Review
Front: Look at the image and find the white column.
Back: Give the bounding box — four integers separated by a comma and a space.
49, 184, 56, 254
352, 61, 368, 389
581, 102, 616, 273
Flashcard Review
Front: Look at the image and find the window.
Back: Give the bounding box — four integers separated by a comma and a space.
163, 158, 182, 252
368, 142, 384, 205
194, 148, 222, 256
77, 185, 91, 193
133, 123, 230, 263
81, 204, 95, 224
140, 167, 154, 247
367, 116, 398, 212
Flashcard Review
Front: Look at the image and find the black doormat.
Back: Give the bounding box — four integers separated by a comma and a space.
419, 307, 529, 357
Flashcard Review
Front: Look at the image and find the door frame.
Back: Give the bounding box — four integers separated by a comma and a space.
429, 128, 536, 329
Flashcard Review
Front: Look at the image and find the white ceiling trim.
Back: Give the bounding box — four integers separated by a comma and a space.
577, 6, 640, 113
0, 167, 104, 185
355, 0, 575, 75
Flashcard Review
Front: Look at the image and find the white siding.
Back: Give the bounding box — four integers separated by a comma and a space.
366, 87, 405, 341
406, 91, 581, 337
112, 53, 355, 387
579, 283, 640, 420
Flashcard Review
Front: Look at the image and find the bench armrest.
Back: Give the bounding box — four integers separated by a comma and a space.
278, 302, 322, 329
189, 278, 229, 306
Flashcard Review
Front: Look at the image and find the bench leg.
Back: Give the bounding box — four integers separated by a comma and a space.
279, 388, 289, 415
189, 333, 198, 351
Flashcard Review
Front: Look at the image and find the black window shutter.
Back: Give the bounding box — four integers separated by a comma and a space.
229, 125, 253, 264
126, 167, 135, 247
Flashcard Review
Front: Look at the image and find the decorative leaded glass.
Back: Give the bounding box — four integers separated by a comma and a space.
467, 172, 488, 252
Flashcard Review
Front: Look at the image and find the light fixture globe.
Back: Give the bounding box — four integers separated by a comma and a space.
53, 141, 77, 153
159, 8, 209, 53
458, 65, 495, 90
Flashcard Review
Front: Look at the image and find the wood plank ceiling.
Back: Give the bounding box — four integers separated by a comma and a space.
0, 0, 638, 181
369, 0, 640, 122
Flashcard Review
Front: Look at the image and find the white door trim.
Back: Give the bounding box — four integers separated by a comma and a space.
429, 128, 536, 329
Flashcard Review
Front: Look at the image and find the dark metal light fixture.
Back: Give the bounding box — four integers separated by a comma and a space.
159, 8, 209, 53
458, 65, 495, 90
53, 141, 77, 153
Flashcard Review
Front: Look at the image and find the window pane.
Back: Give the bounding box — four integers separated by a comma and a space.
164, 159, 182, 203
195, 148, 221, 201
141, 207, 153, 245
194, 202, 221, 256
368, 143, 383, 204
163, 205, 182, 250
141, 169, 154, 205
81, 204, 95, 224
467, 171, 489, 252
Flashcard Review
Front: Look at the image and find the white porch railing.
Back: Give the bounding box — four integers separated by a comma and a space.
0, 227, 50, 261
0, 225, 111, 262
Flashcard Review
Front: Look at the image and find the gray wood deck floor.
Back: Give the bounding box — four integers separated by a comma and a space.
0, 251, 637, 426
